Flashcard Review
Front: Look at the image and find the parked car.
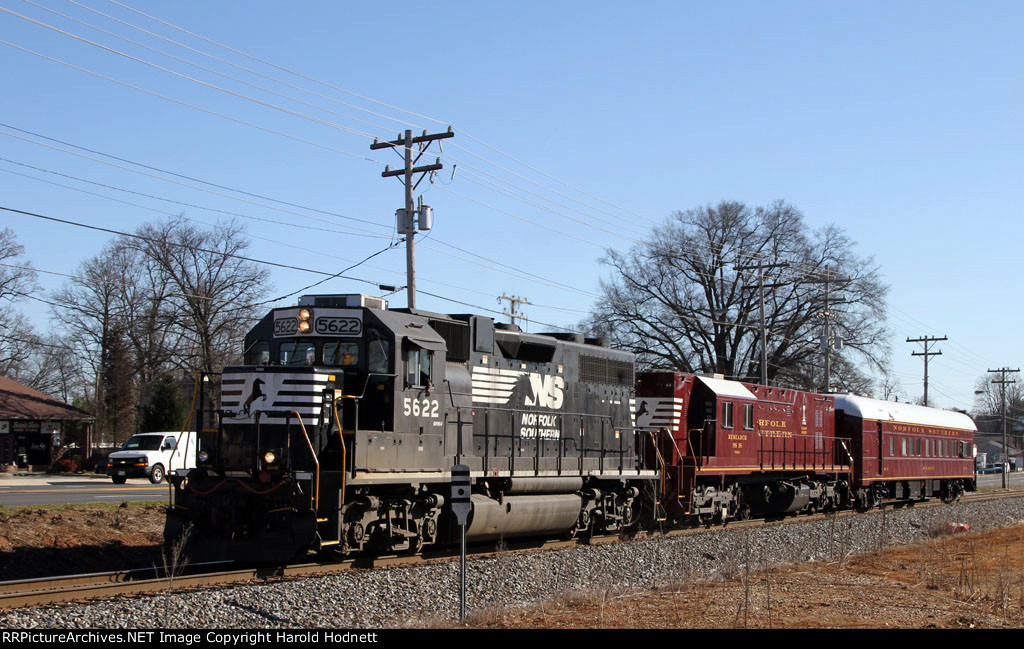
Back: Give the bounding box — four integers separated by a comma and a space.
106, 431, 197, 484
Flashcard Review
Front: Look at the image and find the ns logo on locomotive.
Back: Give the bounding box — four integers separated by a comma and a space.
164, 294, 977, 562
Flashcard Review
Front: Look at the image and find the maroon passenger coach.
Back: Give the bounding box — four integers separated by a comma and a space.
635, 372, 976, 525
834, 394, 976, 508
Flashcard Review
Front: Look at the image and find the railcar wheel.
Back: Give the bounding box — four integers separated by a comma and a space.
736, 502, 751, 521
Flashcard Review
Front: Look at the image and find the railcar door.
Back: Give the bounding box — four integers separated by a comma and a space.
877, 421, 884, 475
359, 327, 395, 432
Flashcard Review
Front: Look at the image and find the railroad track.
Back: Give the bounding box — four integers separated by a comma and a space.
3, 488, 1021, 610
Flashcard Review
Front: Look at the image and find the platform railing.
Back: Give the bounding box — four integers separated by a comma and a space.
757, 434, 852, 472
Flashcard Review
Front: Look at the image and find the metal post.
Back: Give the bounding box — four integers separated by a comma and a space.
460, 521, 466, 623
450, 465, 472, 624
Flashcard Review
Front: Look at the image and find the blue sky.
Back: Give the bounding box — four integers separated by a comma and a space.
1, 1, 1021, 412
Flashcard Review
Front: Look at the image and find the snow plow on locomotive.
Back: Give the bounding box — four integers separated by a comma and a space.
164, 294, 657, 562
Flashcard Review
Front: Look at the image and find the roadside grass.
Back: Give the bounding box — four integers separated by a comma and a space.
0, 501, 165, 515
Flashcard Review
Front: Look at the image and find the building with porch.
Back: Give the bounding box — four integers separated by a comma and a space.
0, 376, 94, 469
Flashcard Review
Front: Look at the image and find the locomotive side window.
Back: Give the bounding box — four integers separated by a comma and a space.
324, 341, 359, 366
722, 402, 734, 429
902, 438, 907, 456
280, 341, 316, 366
890, 436, 894, 457
405, 344, 433, 388
743, 404, 753, 430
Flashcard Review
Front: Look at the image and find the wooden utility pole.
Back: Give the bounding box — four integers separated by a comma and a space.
988, 367, 1020, 489
498, 294, 532, 328
907, 335, 947, 406
801, 266, 850, 393
735, 261, 788, 385
371, 127, 454, 309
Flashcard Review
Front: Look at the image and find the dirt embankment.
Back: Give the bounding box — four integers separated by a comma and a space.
0, 502, 165, 581
468, 524, 1024, 629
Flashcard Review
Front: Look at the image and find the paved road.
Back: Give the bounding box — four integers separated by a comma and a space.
0, 473, 172, 507
976, 471, 1024, 489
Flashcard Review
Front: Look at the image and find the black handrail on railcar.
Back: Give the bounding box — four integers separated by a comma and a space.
757, 434, 853, 472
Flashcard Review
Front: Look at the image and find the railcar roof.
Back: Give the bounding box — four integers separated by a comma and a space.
833, 394, 977, 431
697, 376, 757, 400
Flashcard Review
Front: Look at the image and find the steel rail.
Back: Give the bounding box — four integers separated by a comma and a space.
2, 488, 1021, 610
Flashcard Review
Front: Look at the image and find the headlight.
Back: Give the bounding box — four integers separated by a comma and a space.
263, 450, 277, 465
198, 450, 209, 463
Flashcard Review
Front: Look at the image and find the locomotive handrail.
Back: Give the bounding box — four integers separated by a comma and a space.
167, 371, 204, 500
287, 410, 320, 512
332, 399, 348, 506
471, 405, 621, 476
168, 407, 197, 501
355, 372, 398, 400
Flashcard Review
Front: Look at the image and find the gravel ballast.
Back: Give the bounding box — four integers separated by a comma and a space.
3, 496, 1023, 629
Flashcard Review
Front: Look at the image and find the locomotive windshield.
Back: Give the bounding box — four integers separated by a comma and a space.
324, 341, 359, 366
280, 340, 317, 366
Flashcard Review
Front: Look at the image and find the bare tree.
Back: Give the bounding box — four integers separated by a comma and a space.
586, 200, 890, 391
0, 228, 36, 302
52, 243, 139, 444
133, 217, 270, 378
0, 229, 41, 379
52, 217, 270, 439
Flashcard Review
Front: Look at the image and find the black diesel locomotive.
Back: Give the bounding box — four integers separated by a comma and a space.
165, 294, 655, 561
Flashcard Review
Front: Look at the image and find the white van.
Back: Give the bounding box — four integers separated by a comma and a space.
106, 431, 197, 484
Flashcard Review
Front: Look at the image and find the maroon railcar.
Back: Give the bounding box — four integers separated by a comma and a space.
833, 394, 976, 507
636, 372, 852, 524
